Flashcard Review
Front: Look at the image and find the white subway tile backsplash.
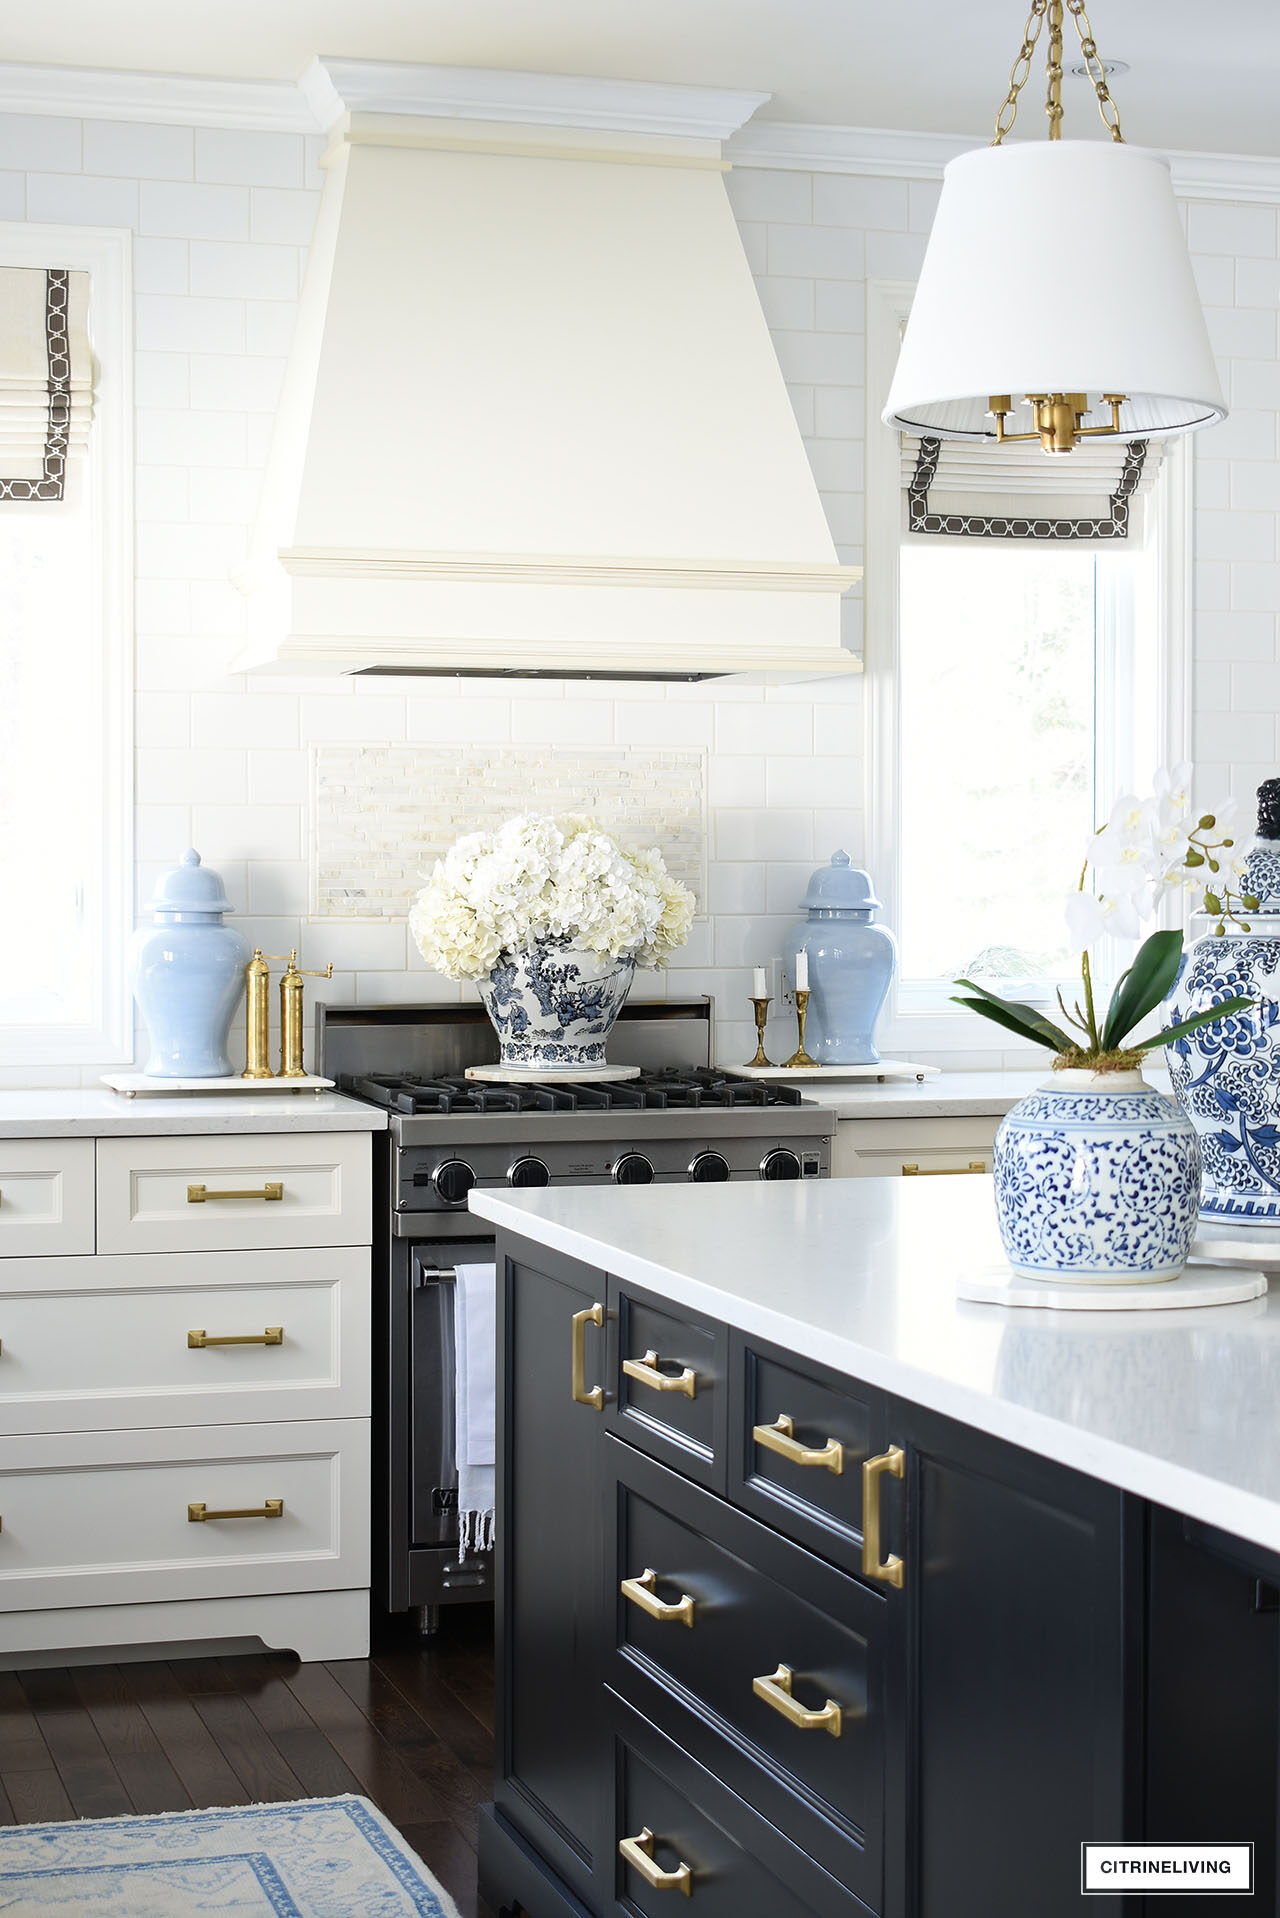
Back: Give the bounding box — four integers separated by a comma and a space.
766, 755, 860, 808
1195, 709, 1276, 762
300, 696, 408, 742
707, 755, 766, 808
134, 352, 190, 409
195, 128, 305, 189
407, 697, 512, 743
194, 694, 299, 749
614, 702, 713, 747
136, 295, 245, 355
814, 386, 865, 438
510, 700, 615, 745
813, 173, 909, 231
771, 330, 861, 386
83, 119, 192, 181
1230, 562, 1280, 610
27, 172, 137, 226
755, 275, 815, 330
725, 166, 813, 225
244, 299, 300, 357
767, 223, 865, 281
813, 280, 864, 334
249, 186, 322, 246
1235, 258, 1280, 309
1188, 201, 1277, 258
865, 230, 929, 278
135, 406, 248, 468
0, 112, 80, 172
1196, 610, 1277, 661
705, 864, 767, 915
190, 240, 298, 301
133, 237, 189, 295
1205, 305, 1277, 360
716, 704, 812, 756
715, 811, 815, 863
1196, 510, 1275, 562
140, 180, 250, 240
192, 804, 302, 862
137, 748, 246, 806
1230, 662, 1280, 712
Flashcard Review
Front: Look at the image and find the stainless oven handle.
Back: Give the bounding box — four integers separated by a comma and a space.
416, 1264, 458, 1285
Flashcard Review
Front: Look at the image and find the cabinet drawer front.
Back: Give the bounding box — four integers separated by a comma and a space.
0, 1418, 369, 1613
607, 1281, 727, 1492
832, 1116, 999, 1180
96, 1133, 371, 1254
0, 1141, 94, 1258
609, 1442, 888, 1907
732, 1333, 891, 1576
0, 1248, 369, 1434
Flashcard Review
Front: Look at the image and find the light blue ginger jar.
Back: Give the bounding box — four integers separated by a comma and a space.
784, 852, 897, 1066
1164, 782, 1280, 1222
129, 850, 250, 1078
994, 1070, 1200, 1282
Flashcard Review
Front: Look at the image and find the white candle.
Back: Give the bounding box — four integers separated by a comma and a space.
752, 966, 768, 999
795, 950, 809, 991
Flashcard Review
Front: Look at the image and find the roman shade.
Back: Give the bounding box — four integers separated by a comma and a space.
0, 267, 93, 502
901, 431, 1165, 542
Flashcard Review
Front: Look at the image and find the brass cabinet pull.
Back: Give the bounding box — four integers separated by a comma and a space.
187, 1182, 284, 1203
571, 1303, 605, 1410
862, 1444, 905, 1588
752, 1413, 843, 1476
623, 1349, 697, 1400
188, 1327, 284, 1349
618, 1828, 693, 1898
621, 1568, 695, 1628
752, 1662, 843, 1738
188, 1499, 284, 1522
900, 1162, 986, 1177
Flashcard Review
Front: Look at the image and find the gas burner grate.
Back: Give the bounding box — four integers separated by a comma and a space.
339, 1065, 804, 1116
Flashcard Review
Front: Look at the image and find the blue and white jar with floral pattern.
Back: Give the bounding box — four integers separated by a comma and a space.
1164, 919, 1280, 1222
478, 937, 636, 1073
994, 1070, 1200, 1282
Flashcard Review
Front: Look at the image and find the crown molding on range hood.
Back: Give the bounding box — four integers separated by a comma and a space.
235, 59, 862, 682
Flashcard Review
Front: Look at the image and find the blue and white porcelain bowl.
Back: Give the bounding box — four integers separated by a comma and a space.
478, 937, 636, 1072
1164, 923, 1280, 1223
994, 1070, 1200, 1283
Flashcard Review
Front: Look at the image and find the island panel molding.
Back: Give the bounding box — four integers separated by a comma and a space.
310, 743, 707, 922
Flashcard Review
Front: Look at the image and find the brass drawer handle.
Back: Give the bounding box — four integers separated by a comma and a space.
752, 1413, 843, 1476
188, 1499, 284, 1523
187, 1182, 284, 1203
901, 1162, 986, 1177
571, 1303, 605, 1410
618, 1828, 693, 1898
862, 1444, 905, 1587
621, 1568, 695, 1628
188, 1327, 284, 1349
752, 1662, 843, 1738
623, 1349, 697, 1400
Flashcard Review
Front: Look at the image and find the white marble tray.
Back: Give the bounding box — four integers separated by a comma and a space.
103, 1073, 335, 1097
958, 1262, 1267, 1311
731, 1060, 940, 1083
1191, 1224, 1280, 1270
465, 1063, 641, 1085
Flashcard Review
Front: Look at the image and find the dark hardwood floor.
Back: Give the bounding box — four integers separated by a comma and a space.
0, 1605, 496, 1918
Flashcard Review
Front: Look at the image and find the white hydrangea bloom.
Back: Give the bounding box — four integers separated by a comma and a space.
410, 814, 696, 982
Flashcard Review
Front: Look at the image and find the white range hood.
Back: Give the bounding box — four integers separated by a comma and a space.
236, 60, 860, 681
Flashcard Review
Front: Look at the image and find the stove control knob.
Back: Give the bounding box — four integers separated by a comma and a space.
689, 1151, 731, 1184
433, 1159, 476, 1206
613, 1153, 655, 1186
508, 1157, 550, 1189
760, 1148, 802, 1182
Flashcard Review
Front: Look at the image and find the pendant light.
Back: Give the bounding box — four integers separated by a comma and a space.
882, 0, 1225, 455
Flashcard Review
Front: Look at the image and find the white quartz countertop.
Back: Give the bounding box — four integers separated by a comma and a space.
0, 1090, 387, 1137
790, 1066, 1172, 1119
471, 1176, 1280, 1559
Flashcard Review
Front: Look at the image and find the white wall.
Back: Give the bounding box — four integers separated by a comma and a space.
0, 107, 1275, 1080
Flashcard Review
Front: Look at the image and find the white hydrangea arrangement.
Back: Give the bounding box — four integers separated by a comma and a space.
410, 813, 695, 982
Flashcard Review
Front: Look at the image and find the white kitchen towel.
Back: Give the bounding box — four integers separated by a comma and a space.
453, 1262, 497, 1558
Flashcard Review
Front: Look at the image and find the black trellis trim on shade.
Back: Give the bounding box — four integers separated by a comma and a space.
0, 269, 72, 502
907, 434, 1150, 540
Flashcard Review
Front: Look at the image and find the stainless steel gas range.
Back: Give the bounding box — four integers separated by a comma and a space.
318, 999, 835, 1632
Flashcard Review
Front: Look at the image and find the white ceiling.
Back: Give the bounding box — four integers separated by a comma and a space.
4, 0, 1278, 158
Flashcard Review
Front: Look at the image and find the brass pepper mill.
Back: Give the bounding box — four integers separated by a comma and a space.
279, 953, 335, 1079
242, 949, 292, 1080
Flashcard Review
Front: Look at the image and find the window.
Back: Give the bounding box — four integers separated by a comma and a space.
866, 280, 1191, 1051
0, 226, 132, 1067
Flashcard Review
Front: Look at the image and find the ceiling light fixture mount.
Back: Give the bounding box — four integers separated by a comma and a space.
882, 0, 1225, 456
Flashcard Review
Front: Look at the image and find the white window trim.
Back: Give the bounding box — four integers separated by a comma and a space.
864, 277, 1192, 1059
0, 223, 134, 1068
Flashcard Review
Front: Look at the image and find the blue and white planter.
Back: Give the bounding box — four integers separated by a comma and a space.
994, 1070, 1200, 1283
1164, 923, 1280, 1223
478, 937, 635, 1073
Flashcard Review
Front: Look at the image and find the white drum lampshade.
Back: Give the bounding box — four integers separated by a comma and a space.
883, 140, 1225, 446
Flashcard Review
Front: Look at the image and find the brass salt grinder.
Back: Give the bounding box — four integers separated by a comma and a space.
242, 950, 334, 1080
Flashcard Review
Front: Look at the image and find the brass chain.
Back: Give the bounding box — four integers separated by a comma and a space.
991, 0, 1048, 145
1066, 0, 1124, 141
991, 0, 1125, 147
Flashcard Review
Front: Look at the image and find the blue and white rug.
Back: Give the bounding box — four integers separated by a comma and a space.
0, 1794, 461, 1916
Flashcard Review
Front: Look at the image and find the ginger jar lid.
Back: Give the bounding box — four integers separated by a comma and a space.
147, 848, 234, 919
801, 849, 881, 914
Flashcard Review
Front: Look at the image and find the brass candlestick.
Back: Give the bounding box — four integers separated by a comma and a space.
746, 996, 774, 1069
783, 988, 819, 1069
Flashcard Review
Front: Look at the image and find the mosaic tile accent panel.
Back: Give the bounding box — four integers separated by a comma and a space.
311, 745, 707, 921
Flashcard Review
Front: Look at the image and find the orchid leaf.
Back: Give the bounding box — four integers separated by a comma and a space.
950, 995, 1071, 1052
953, 979, 1073, 1052
1100, 929, 1185, 1051
1143, 996, 1256, 1051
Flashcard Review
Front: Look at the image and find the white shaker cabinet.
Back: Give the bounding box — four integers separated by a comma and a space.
831, 1114, 1002, 1179
0, 1107, 378, 1665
